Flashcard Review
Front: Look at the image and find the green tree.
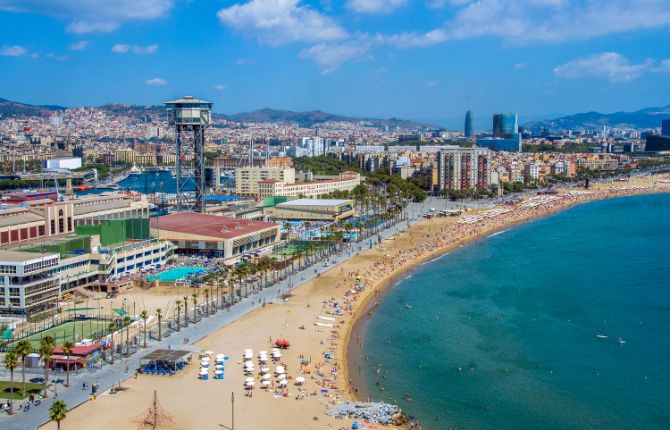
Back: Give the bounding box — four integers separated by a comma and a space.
15, 339, 32, 400
139, 310, 149, 348
156, 308, 163, 341
123, 315, 131, 356
175, 300, 182, 330
3, 351, 19, 414
62, 340, 74, 387
49, 399, 68, 430
108, 321, 117, 364
39, 336, 56, 398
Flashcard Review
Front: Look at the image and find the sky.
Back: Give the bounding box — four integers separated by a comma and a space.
0, 0, 669, 127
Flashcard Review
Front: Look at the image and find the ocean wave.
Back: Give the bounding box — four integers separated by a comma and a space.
488, 229, 510, 238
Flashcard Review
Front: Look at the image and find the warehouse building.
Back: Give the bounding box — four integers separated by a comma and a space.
263, 198, 355, 222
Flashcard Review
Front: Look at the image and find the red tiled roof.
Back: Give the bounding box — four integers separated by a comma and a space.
151, 212, 278, 239
52, 344, 100, 356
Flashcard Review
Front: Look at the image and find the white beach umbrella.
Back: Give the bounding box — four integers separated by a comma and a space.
279, 379, 288, 386
261, 367, 270, 373
295, 377, 305, 384
258, 357, 268, 363
245, 381, 255, 387
259, 350, 268, 356
276, 366, 285, 374
262, 374, 271, 380
245, 377, 254, 383
199, 369, 208, 375
216, 354, 225, 359
278, 373, 287, 380
215, 364, 224, 370
261, 380, 271, 387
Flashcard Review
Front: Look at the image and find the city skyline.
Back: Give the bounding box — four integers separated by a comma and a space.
0, 0, 669, 124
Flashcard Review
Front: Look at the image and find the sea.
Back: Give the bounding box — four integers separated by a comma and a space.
76, 171, 233, 196
354, 193, 670, 429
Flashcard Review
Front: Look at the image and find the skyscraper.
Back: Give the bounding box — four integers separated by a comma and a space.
662, 119, 670, 137
464, 110, 474, 138
492, 113, 518, 138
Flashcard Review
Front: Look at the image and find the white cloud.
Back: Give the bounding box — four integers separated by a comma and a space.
381, 0, 670, 48
299, 39, 372, 74
67, 21, 118, 34
217, 0, 347, 46
146, 77, 167, 86
235, 58, 256, 65
0, 0, 173, 33
346, 0, 407, 14
514, 62, 527, 69
214, 84, 228, 91
376, 29, 447, 48
112, 44, 159, 54
553, 52, 652, 83
652, 59, 670, 74
0, 44, 28, 56
69, 40, 89, 51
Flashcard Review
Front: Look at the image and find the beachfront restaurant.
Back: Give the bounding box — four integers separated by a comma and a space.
139, 349, 192, 375
50, 344, 101, 371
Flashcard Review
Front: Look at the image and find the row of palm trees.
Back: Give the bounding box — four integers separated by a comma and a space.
2, 335, 76, 416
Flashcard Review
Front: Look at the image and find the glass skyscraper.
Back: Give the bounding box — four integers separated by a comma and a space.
464, 110, 474, 138
492, 113, 518, 138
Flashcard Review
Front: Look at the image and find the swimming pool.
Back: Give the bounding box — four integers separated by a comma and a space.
147, 267, 206, 282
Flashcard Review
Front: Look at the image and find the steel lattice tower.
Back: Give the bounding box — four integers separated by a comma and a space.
164, 96, 212, 212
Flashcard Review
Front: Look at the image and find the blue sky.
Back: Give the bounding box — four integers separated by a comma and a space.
0, 0, 669, 126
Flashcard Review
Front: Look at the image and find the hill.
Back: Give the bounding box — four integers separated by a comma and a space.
526, 105, 670, 130
0, 97, 437, 129
220, 108, 436, 128
0, 97, 65, 118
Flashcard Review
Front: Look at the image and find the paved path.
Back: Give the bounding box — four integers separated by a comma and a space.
1, 204, 428, 429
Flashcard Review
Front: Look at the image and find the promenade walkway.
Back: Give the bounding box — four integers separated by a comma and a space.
1, 202, 429, 430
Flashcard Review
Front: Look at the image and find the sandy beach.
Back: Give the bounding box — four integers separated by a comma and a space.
40, 175, 670, 430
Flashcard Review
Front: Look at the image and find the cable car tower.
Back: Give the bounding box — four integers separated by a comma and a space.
164, 96, 212, 212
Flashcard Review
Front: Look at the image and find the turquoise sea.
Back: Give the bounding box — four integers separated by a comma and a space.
355, 193, 670, 429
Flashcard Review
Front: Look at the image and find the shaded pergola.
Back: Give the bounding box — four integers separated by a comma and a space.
139, 349, 192, 373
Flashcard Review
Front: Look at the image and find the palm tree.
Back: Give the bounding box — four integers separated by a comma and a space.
39, 336, 55, 398
203, 287, 210, 317
15, 339, 32, 399
139, 310, 149, 348
156, 308, 163, 341
62, 340, 74, 387
49, 400, 68, 430
108, 321, 117, 364
123, 315, 131, 356
191, 293, 198, 322
175, 300, 182, 330
3, 351, 19, 414
183, 296, 189, 326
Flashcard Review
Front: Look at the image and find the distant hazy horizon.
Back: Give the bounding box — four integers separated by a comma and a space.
0, 1, 668, 120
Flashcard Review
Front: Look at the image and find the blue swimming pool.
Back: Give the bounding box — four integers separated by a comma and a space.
147, 267, 206, 282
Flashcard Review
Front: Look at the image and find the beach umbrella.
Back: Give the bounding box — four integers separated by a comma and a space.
245, 377, 254, 383
279, 379, 288, 386
261, 380, 271, 387
262, 374, 271, 380
261, 367, 270, 373
278, 374, 287, 380
276, 366, 285, 374
259, 350, 268, 356
295, 377, 305, 385
215, 364, 224, 370
259, 357, 268, 362
199, 369, 208, 375
216, 354, 225, 359
245, 381, 255, 387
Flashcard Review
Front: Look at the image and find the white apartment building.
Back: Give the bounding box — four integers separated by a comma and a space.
235, 167, 295, 196
257, 172, 361, 198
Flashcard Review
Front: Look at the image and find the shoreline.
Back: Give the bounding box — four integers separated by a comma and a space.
36, 176, 670, 430
339, 184, 670, 425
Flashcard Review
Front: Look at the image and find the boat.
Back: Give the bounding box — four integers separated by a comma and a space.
596, 334, 608, 339
405, 304, 413, 309
617, 337, 626, 345
127, 165, 142, 178
96, 185, 120, 190
72, 184, 92, 191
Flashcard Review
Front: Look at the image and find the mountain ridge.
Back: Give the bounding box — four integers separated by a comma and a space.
524, 105, 670, 130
